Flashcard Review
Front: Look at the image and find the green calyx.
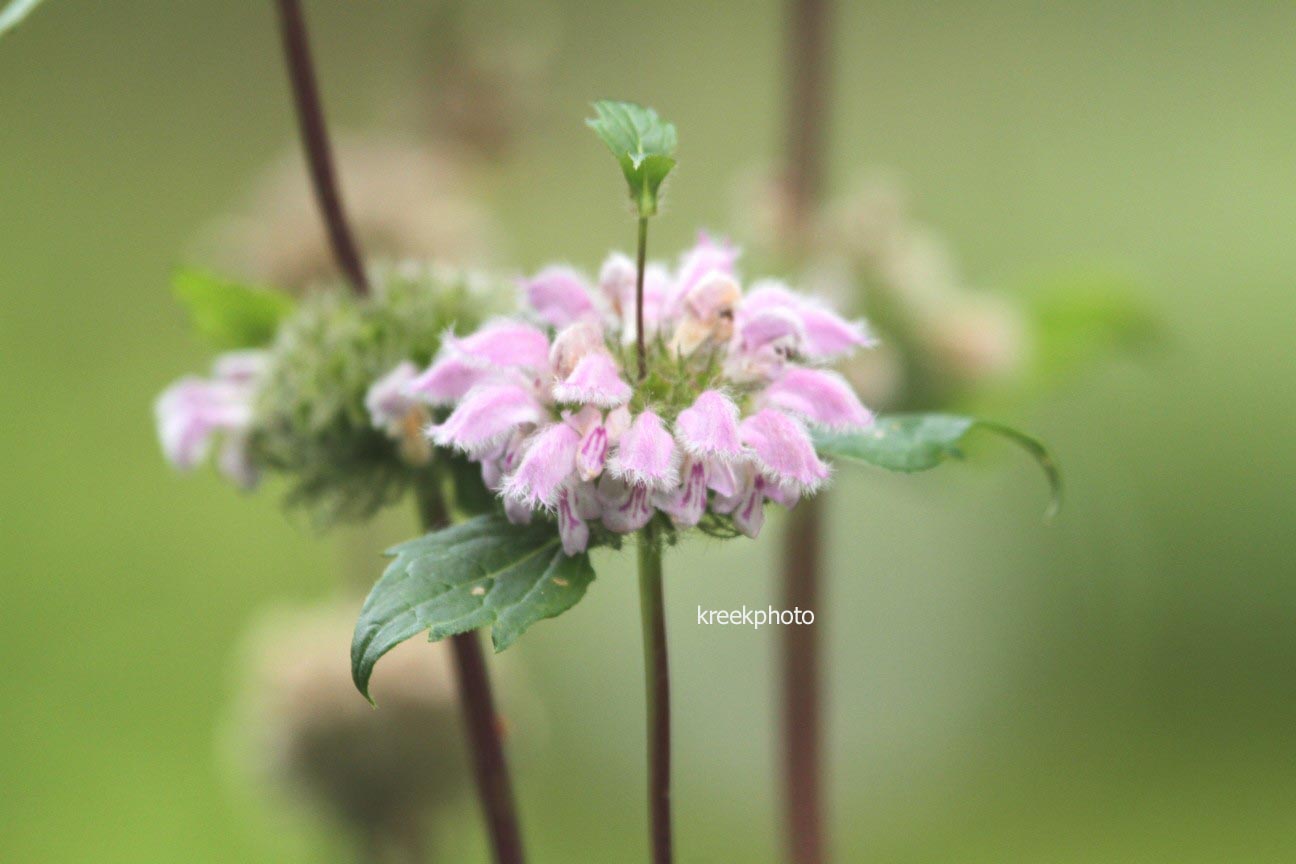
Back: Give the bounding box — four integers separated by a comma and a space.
248, 264, 506, 526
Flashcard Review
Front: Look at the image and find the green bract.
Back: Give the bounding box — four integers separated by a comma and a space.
586, 100, 678, 217
249, 263, 504, 525
352, 515, 596, 701
813, 413, 1061, 519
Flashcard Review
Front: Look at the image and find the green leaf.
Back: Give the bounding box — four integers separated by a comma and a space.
172, 269, 295, 350
0, 0, 48, 38
586, 100, 678, 217
814, 414, 1061, 519
352, 515, 595, 701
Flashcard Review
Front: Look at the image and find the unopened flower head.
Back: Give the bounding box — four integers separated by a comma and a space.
385, 234, 876, 555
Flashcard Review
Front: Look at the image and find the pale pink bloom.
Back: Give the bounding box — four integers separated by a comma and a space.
656, 457, 708, 527
523, 266, 597, 328
552, 351, 632, 407
759, 367, 874, 430
597, 475, 655, 534
399, 236, 876, 554
549, 321, 608, 379
503, 422, 581, 509
675, 390, 742, 460
365, 361, 420, 432
410, 320, 550, 403
432, 382, 543, 457
739, 408, 830, 494
671, 232, 740, 311
155, 351, 265, 489
556, 483, 601, 555
609, 410, 679, 491
742, 280, 874, 360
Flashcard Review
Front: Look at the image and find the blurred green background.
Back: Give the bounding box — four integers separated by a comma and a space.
3, 1, 1295, 861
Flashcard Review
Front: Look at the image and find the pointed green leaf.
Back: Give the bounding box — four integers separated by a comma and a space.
586, 100, 678, 217
352, 515, 595, 701
814, 414, 1061, 519
1, 0, 48, 38
172, 269, 295, 350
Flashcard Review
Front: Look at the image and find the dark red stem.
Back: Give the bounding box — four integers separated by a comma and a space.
273, 0, 370, 295
782, 0, 833, 862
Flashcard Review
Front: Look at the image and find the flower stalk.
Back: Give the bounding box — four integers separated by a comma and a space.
637, 525, 673, 864
273, 0, 370, 296
635, 215, 649, 380
781, 0, 834, 861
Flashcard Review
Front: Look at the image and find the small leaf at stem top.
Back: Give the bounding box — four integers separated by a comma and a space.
586, 100, 678, 217
172, 269, 295, 350
814, 413, 1061, 519
0, 0, 48, 38
352, 514, 596, 701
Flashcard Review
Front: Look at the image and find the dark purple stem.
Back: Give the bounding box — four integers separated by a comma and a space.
781, 0, 833, 862
273, 0, 370, 295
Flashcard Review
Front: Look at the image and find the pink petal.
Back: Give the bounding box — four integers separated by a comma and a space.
155, 378, 251, 470
549, 321, 608, 380
731, 474, 767, 538
556, 486, 591, 555
523, 266, 597, 329
450, 319, 553, 369
431, 382, 543, 456
609, 410, 679, 491
739, 408, 830, 494
365, 361, 420, 430
504, 497, 534, 525
597, 253, 636, 314
675, 390, 742, 459
552, 351, 631, 407
406, 354, 490, 404
759, 368, 874, 430
706, 458, 742, 498
741, 280, 873, 360
575, 423, 609, 481
674, 232, 739, 303
655, 457, 707, 527
597, 475, 655, 533
503, 422, 580, 509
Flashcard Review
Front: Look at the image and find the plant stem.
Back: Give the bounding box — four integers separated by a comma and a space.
634, 215, 649, 380
273, 0, 370, 296
781, 0, 833, 862
415, 485, 527, 864
637, 527, 673, 864
782, 501, 824, 864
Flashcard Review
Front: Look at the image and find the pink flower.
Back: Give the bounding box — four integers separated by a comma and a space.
552, 351, 632, 407
365, 361, 420, 432
504, 422, 581, 509
739, 408, 830, 495
609, 410, 679, 491
758, 367, 874, 430
523, 266, 597, 328
398, 236, 875, 553
432, 382, 543, 457
154, 351, 265, 489
674, 390, 742, 460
